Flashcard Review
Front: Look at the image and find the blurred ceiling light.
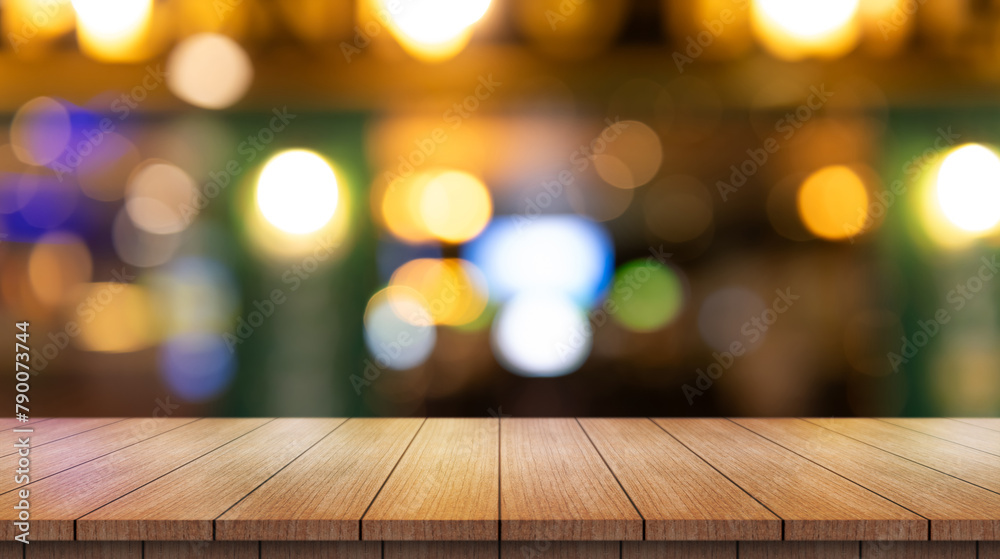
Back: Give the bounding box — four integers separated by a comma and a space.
418, 170, 492, 243
491, 290, 591, 378
797, 165, 869, 241
73, 283, 158, 353
256, 149, 339, 235
160, 333, 237, 402
72, 0, 154, 62
934, 144, 1000, 234
377, 0, 491, 61
126, 161, 197, 235
10, 97, 71, 166
364, 286, 437, 370
462, 215, 614, 306
594, 120, 663, 189
609, 260, 685, 333
751, 0, 861, 60
167, 33, 254, 110
389, 258, 488, 326
28, 232, 93, 307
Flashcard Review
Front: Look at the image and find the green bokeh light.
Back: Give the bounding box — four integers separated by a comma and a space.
609, 259, 684, 332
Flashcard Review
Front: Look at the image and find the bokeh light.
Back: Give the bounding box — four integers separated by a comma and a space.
418, 170, 492, 243
126, 161, 198, 234
462, 215, 614, 306
113, 207, 182, 268
167, 33, 254, 110
77, 132, 141, 202
593, 120, 663, 190
797, 165, 869, 241
389, 258, 488, 326
10, 97, 71, 166
364, 287, 437, 370
148, 257, 239, 335
934, 144, 1000, 234
491, 290, 591, 378
751, 0, 861, 60
73, 283, 158, 353
72, 0, 154, 62
256, 149, 340, 235
159, 333, 237, 402
377, 0, 491, 61
609, 260, 685, 333
28, 232, 93, 307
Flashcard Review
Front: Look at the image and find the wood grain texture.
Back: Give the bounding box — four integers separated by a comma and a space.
26, 542, 141, 559
364, 418, 498, 541
77, 418, 344, 540
386, 542, 496, 559
580, 418, 780, 541
982, 542, 1000, 558
261, 542, 380, 559
654, 419, 925, 541
734, 418, 1000, 541
0, 417, 199, 494
500, 418, 642, 541
0, 418, 270, 540
861, 542, 976, 558
879, 418, 1000, 456
144, 541, 259, 559
0, 543, 18, 559
738, 542, 858, 559
950, 418, 1000, 432
0, 418, 123, 458
500, 542, 620, 558
623, 542, 736, 559
806, 418, 1000, 494
217, 418, 424, 541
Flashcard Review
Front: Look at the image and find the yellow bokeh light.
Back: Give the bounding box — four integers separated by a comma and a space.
797, 165, 869, 240
374, 0, 491, 61
418, 170, 492, 243
2, 0, 77, 55
751, 0, 860, 60
72, 0, 154, 61
935, 144, 1000, 234
28, 232, 93, 308
593, 120, 663, 190
390, 258, 488, 326
73, 283, 158, 353
256, 149, 340, 235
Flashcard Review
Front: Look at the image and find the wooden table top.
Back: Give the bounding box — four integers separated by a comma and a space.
2, 417, 999, 543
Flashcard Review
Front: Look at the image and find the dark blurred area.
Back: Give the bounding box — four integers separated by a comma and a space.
0, 0, 998, 419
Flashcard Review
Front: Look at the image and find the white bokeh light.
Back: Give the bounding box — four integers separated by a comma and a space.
491, 290, 592, 378
935, 144, 1000, 233
753, 0, 859, 39
256, 150, 339, 235
364, 289, 436, 371
382, 0, 491, 44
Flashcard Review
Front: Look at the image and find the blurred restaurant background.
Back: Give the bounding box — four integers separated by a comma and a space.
0, 0, 999, 418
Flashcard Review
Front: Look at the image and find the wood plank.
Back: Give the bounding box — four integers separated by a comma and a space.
0, 543, 18, 559
950, 418, 1000, 432
500, 418, 642, 541
739, 542, 858, 559
0, 418, 270, 540
0, 417, 200, 494
364, 418, 498, 541
217, 418, 424, 541
261, 542, 380, 559
806, 418, 1000, 494
501, 542, 619, 559
580, 418, 780, 541
386, 542, 495, 559
0, 416, 51, 431
77, 418, 345, 540
623, 542, 736, 559
982, 542, 1000, 559
734, 418, 1000, 541
0, 418, 123, 458
879, 419, 1000, 456
26, 542, 141, 559
861, 541, 975, 558
653, 419, 925, 541
145, 541, 259, 559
